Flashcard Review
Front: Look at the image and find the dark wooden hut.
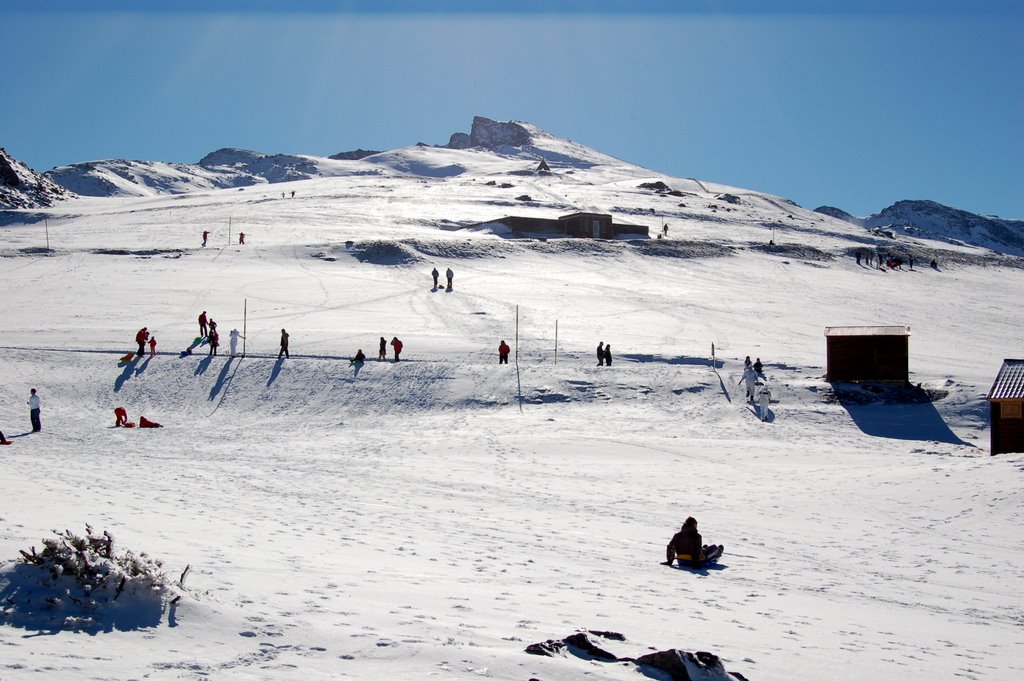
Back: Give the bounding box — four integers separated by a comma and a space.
824, 325, 911, 383
987, 359, 1024, 455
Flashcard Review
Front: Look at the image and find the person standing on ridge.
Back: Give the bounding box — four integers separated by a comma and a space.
445, 267, 454, 291
391, 336, 403, 362
432, 267, 440, 289
202, 230, 209, 247
378, 336, 387, 361
198, 311, 208, 339
27, 388, 41, 433
597, 341, 605, 366
239, 232, 246, 245
498, 340, 510, 364
279, 329, 290, 359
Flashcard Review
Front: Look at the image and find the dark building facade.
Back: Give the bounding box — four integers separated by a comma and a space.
987, 359, 1024, 455
824, 326, 911, 383
469, 212, 648, 238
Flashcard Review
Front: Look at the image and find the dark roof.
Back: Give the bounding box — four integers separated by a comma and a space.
558, 212, 611, 221
987, 359, 1024, 400
824, 325, 911, 337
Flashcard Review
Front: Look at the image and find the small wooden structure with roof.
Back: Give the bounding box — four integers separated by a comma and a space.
824, 325, 911, 383
987, 359, 1024, 455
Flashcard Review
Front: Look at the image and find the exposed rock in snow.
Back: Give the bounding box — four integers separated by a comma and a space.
0, 147, 75, 208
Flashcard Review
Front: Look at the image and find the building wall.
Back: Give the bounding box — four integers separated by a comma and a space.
991, 400, 1024, 455
826, 336, 909, 382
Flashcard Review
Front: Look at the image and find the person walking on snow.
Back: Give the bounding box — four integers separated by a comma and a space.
148, 335, 157, 357
202, 230, 209, 247
739, 366, 757, 401
239, 232, 245, 245
135, 327, 149, 358
378, 336, 387, 361
603, 343, 613, 367
198, 311, 208, 339
390, 336, 403, 362
27, 388, 41, 432
498, 340, 510, 364
278, 329, 290, 359
445, 267, 454, 291
432, 267, 440, 289
597, 341, 605, 366
229, 329, 244, 357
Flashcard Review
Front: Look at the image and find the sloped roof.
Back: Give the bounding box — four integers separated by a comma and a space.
824, 325, 911, 337
987, 359, 1024, 400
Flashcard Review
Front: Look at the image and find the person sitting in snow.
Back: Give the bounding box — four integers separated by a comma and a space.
665, 517, 722, 568
753, 357, 763, 375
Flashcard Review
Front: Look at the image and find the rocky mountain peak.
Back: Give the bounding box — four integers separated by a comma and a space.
449, 116, 534, 150
0, 147, 75, 209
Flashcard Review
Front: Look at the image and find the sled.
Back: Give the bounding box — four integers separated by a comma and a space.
119, 353, 136, 364
0, 441, 11, 445
122, 422, 136, 428
662, 544, 724, 568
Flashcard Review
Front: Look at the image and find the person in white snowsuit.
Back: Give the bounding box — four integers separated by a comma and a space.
229, 329, 244, 357
739, 366, 758, 402
756, 381, 772, 421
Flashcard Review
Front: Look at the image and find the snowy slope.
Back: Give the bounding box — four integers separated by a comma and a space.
1, 123, 1023, 681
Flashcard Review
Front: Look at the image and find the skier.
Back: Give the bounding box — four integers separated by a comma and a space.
390, 336, 403, 362
603, 343, 613, 367
378, 336, 387, 361
445, 267, 454, 291
149, 335, 157, 357
135, 327, 149, 357
597, 341, 605, 366
351, 348, 366, 377
208, 329, 219, 356
202, 230, 209, 247
239, 232, 245, 245
432, 267, 440, 289
28, 388, 41, 432
738, 365, 757, 401
664, 517, 722, 568
498, 340, 510, 364
753, 357, 763, 375
198, 311, 208, 339
114, 406, 128, 427
229, 329, 244, 357
756, 381, 772, 422
278, 329, 290, 359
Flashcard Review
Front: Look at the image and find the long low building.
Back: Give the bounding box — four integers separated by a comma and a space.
467, 211, 649, 238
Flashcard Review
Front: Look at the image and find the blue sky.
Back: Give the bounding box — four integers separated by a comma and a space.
3, 0, 1022, 218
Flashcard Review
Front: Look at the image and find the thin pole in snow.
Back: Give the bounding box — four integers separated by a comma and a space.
45, 218, 49, 250
243, 298, 247, 358
555, 319, 558, 364
228, 217, 232, 246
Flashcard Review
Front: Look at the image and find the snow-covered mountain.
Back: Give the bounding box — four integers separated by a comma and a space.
815, 199, 1024, 256
0, 147, 75, 209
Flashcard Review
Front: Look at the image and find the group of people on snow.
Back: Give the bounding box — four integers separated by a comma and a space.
596, 341, 613, 366
739, 355, 771, 421
431, 266, 455, 291
113, 406, 162, 428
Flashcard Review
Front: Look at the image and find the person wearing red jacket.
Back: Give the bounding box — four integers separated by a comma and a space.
114, 407, 128, 427
148, 336, 157, 357
390, 336, 403, 362
498, 340, 510, 364
135, 327, 149, 357
198, 311, 208, 339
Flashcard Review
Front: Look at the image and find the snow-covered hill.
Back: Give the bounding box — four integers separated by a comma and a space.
816, 199, 1024, 256
1, 118, 1023, 681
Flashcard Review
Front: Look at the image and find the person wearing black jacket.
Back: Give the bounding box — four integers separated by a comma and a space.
665, 517, 722, 567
